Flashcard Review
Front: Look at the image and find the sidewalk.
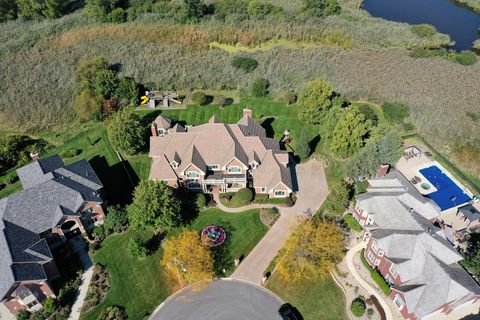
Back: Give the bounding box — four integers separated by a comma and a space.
68, 238, 94, 320
345, 242, 395, 320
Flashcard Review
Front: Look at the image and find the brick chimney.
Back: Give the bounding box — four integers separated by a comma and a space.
376, 164, 390, 177
243, 108, 253, 118
30, 151, 40, 161
151, 122, 158, 137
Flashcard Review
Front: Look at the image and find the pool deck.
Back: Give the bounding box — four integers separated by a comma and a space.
396, 146, 473, 210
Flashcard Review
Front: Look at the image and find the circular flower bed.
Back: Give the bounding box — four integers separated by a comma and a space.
201, 226, 226, 247
421, 182, 430, 190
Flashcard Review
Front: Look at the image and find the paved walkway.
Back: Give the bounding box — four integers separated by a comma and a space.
230, 159, 328, 285
345, 242, 394, 320
213, 192, 272, 213
68, 239, 94, 320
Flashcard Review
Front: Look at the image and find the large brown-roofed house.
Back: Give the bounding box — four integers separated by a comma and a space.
149, 109, 293, 197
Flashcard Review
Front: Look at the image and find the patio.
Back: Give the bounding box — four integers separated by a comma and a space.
396, 145, 437, 195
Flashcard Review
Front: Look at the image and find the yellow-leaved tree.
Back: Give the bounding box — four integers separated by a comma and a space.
161, 229, 214, 285
276, 220, 344, 282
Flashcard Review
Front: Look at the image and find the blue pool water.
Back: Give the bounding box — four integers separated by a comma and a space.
419, 165, 472, 210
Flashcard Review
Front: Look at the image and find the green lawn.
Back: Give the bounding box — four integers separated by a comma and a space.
185, 208, 268, 275
80, 229, 173, 320
127, 153, 151, 181
267, 272, 347, 320
136, 97, 319, 153
81, 208, 268, 319
342, 214, 362, 233
0, 125, 135, 201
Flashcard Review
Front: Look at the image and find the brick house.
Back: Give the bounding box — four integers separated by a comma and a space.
0, 154, 105, 315
353, 170, 480, 320
149, 109, 293, 197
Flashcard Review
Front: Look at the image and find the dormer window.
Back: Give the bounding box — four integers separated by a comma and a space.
228, 166, 241, 173
207, 164, 219, 171
158, 128, 166, 136
186, 171, 199, 178
170, 161, 178, 169
249, 161, 258, 169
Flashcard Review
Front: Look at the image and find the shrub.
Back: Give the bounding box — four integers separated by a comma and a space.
250, 77, 269, 97
92, 226, 106, 242
411, 24, 436, 37
42, 297, 58, 316
367, 308, 374, 317
16, 310, 31, 320
5, 174, 18, 184
109, 8, 127, 23
231, 56, 258, 73
190, 91, 207, 105
196, 193, 207, 210
99, 305, 127, 320
350, 297, 366, 317
295, 129, 311, 161
61, 148, 82, 158
104, 205, 129, 234
452, 50, 477, 65
382, 102, 409, 124
233, 188, 254, 205
128, 237, 149, 258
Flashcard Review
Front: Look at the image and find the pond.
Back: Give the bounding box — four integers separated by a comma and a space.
363, 0, 480, 50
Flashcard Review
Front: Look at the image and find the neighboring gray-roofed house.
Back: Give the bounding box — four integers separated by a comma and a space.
0, 155, 105, 314
355, 170, 480, 320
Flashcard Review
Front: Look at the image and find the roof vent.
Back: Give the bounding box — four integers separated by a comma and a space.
410, 208, 414, 214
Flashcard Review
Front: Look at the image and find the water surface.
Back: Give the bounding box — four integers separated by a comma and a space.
363, 0, 480, 50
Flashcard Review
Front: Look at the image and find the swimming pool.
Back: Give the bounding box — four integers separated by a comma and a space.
419, 165, 472, 210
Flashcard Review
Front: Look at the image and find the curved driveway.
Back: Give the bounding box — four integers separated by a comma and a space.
231, 159, 328, 284
150, 279, 284, 320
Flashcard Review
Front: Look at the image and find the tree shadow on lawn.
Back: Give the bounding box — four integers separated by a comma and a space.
176, 189, 201, 225
89, 156, 135, 206
209, 221, 236, 276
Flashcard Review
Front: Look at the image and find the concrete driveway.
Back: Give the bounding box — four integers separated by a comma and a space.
150, 279, 284, 320
231, 159, 328, 284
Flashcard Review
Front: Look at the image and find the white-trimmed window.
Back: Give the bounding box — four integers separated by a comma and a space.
389, 265, 399, 279
393, 294, 405, 310
186, 171, 199, 178
187, 182, 202, 189
378, 250, 384, 257
158, 128, 165, 135
171, 161, 178, 169
371, 241, 379, 253
366, 216, 374, 225
260, 187, 266, 193
274, 190, 286, 197
228, 166, 241, 173
367, 250, 375, 263
250, 161, 258, 169
207, 164, 219, 171
374, 258, 380, 266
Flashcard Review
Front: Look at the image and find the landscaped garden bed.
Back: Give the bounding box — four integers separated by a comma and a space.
82, 264, 110, 312
260, 207, 280, 227
360, 249, 391, 295
220, 190, 295, 208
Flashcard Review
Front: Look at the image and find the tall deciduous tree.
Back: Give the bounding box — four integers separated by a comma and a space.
73, 89, 103, 120
116, 77, 139, 106
17, 0, 64, 19
347, 131, 403, 181
276, 220, 344, 281
330, 108, 370, 157
295, 129, 312, 161
321, 181, 351, 216
127, 180, 181, 231
297, 79, 334, 125
93, 69, 119, 99
162, 229, 214, 284
106, 107, 145, 155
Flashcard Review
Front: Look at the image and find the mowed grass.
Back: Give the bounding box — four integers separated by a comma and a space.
127, 154, 152, 181
81, 208, 268, 319
137, 97, 319, 152
267, 272, 347, 320
80, 230, 173, 320
185, 208, 268, 275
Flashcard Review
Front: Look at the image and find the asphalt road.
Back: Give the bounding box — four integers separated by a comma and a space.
150, 279, 284, 320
